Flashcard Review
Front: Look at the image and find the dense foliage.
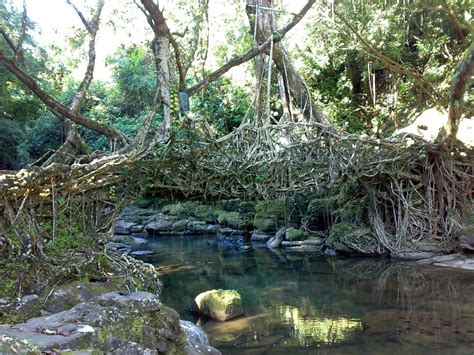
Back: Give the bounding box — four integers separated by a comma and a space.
0, 0, 472, 167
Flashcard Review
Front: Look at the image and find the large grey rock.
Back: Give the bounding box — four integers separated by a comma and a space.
43, 280, 134, 315
172, 219, 190, 232
459, 234, 474, 251
187, 221, 208, 234
266, 228, 285, 249
182, 320, 221, 354
194, 289, 244, 321
180, 320, 208, 345
114, 220, 137, 235
0, 295, 41, 323
250, 231, 272, 243
0, 292, 187, 354
146, 220, 174, 235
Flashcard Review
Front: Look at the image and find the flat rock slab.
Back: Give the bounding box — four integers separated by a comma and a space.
114, 220, 137, 235
414, 253, 474, 271
390, 252, 434, 261
0, 292, 185, 354
281, 239, 323, 247
250, 232, 273, 243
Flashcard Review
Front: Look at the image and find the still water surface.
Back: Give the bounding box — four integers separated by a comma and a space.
134, 235, 474, 354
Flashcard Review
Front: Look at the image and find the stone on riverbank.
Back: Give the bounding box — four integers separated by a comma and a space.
266, 228, 285, 249
285, 228, 307, 241
114, 220, 137, 235
194, 289, 244, 321
0, 292, 187, 354
251, 231, 273, 243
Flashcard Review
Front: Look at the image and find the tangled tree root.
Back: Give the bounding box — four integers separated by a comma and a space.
1, 120, 472, 259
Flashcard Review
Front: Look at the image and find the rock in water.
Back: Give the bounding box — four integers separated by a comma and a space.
266, 228, 285, 249
194, 289, 244, 321
180, 320, 222, 355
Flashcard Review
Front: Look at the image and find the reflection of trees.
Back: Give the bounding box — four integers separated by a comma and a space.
277, 304, 362, 346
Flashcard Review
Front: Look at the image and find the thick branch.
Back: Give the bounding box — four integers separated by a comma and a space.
188, 0, 316, 96
0, 50, 127, 144
445, 43, 474, 143
0, 28, 17, 54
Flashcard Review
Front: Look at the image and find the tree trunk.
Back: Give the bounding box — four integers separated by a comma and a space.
246, 0, 326, 123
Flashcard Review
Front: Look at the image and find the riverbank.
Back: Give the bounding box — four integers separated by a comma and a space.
112, 198, 474, 272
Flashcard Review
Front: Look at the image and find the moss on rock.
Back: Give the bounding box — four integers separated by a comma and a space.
285, 228, 307, 241
194, 289, 244, 321
217, 212, 242, 229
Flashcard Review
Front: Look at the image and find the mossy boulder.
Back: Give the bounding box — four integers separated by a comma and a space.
285, 228, 307, 241
194, 289, 244, 321
217, 212, 242, 229
220, 200, 241, 212
0, 292, 187, 354
254, 217, 277, 233
162, 203, 185, 216
238, 201, 256, 214
253, 200, 286, 232
194, 205, 219, 222
325, 222, 383, 255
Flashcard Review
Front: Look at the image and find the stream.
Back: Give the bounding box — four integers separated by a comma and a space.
133, 235, 474, 354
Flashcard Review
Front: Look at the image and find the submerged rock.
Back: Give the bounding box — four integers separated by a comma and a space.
194, 289, 244, 321
0, 291, 187, 354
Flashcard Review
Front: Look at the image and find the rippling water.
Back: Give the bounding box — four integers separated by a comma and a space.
134, 235, 474, 354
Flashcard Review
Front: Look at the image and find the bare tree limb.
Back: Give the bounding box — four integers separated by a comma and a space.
187, 0, 316, 96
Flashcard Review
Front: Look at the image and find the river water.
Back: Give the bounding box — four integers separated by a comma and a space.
133, 235, 474, 354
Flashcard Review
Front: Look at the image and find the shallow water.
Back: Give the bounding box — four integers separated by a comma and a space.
134, 235, 474, 354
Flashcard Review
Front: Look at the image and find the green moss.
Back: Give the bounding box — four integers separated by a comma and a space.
218, 211, 242, 229
286, 228, 307, 241
195, 289, 243, 320
162, 203, 184, 216
253, 200, 286, 231
238, 201, 256, 213
194, 204, 219, 222
255, 200, 285, 219
325, 222, 355, 252
253, 217, 277, 232
220, 200, 241, 212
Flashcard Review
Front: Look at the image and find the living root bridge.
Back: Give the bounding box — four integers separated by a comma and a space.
1, 120, 473, 257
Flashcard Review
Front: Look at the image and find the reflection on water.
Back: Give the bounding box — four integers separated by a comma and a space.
278, 305, 363, 345
134, 236, 474, 354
